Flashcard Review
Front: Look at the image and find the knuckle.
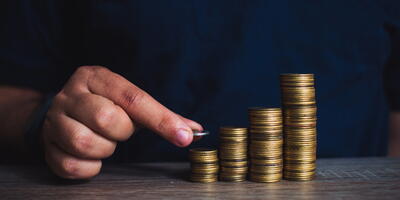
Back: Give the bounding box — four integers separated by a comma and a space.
92, 65, 109, 73
51, 92, 67, 110
53, 92, 65, 101
94, 107, 116, 132
121, 89, 144, 109
73, 132, 94, 154
76, 66, 95, 75
61, 158, 81, 178
76, 65, 109, 75
116, 107, 135, 141
74, 66, 93, 79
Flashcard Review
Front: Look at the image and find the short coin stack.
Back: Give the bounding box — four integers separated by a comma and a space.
280, 74, 317, 181
189, 148, 219, 183
248, 108, 283, 183
218, 127, 248, 182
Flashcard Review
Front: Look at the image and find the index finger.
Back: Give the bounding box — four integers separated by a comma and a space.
72, 66, 194, 147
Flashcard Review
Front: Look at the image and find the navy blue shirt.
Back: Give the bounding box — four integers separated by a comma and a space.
1, 0, 400, 161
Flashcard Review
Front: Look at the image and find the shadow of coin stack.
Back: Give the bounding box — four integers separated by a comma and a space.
248, 108, 283, 183
189, 148, 219, 183
218, 127, 248, 182
280, 74, 317, 181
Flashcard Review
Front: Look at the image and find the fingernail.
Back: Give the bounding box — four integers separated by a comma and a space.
176, 129, 191, 146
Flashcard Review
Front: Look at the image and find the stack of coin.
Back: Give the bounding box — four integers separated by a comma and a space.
248, 108, 283, 183
218, 127, 248, 182
280, 74, 317, 181
189, 148, 219, 183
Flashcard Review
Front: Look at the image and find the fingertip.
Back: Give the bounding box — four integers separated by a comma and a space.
63, 160, 102, 180
194, 123, 204, 132
179, 116, 204, 132
78, 160, 102, 179
175, 129, 193, 147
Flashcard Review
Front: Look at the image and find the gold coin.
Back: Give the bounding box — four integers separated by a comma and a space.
219, 137, 247, 143
283, 170, 315, 181
190, 173, 218, 183
219, 155, 247, 160
284, 141, 316, 146
250, 124, 283, 129
250, 150, 282, 156
220, 160, 248, 167
189, 157, 218, 163
284, 163, 316, 171
249, 172, 282, 183
281, 88, 315, 94
219, 152, 248, 157
280, 73, 314, 78
220, 166, 248, 174
251, 158, 283, 165
189, 148, 218, 163
281, 90, 315, 95
284, 157, 316, 163
220, 127, 248, 133
282, 102, 316, 106
282, 95, 316, 100
248, 107, 282, 113
250, 150, 282, 155
281, 83, 314, 87
250, 165, 282, 174
191, 163, 219, 174
251, 155, 282, 160
219, 173, 247, 182
284, 128, 317, 134
284, 134, 316, 139
251, 135, 283, 141
250, 145, 282, 151
284, 145, 316, 152
189, 148, 218, 155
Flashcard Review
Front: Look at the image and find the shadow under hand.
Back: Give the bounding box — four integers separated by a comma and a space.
6, 164, 90, 186
101, 163, 190, 181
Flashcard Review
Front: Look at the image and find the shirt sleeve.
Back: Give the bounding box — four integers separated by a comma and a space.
382, 0, 400, 111
0, 0, 85, 93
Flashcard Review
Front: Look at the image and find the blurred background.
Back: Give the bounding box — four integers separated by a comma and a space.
0, 0, 399, 164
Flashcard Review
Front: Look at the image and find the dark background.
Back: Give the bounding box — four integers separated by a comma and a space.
1, 0, 400, 162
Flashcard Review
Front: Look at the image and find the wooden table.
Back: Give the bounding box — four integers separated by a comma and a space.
0, 157, 399, 199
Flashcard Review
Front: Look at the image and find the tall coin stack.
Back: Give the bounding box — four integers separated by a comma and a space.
189, 148, 219, 183
280, 74, 317, 181
218, 127, 248, 182
248, 108, 283, 183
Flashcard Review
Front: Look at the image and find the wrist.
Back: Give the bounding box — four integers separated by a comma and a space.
24, 93, 56, 163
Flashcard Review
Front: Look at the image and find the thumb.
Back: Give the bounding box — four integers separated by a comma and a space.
177, 115, 204, 142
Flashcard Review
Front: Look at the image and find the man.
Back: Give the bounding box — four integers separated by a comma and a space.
1, 0, 399, 179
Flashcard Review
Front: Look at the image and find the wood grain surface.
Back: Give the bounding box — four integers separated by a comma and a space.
0, 157, 399, 200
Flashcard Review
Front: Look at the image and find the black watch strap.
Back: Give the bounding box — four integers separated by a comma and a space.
25, 93, 55, 163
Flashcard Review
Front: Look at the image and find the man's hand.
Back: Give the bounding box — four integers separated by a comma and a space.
42, 66, 203, 179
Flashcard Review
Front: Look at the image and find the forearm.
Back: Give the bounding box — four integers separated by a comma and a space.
388, 111, 400, 157
0, 86, 43, 161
